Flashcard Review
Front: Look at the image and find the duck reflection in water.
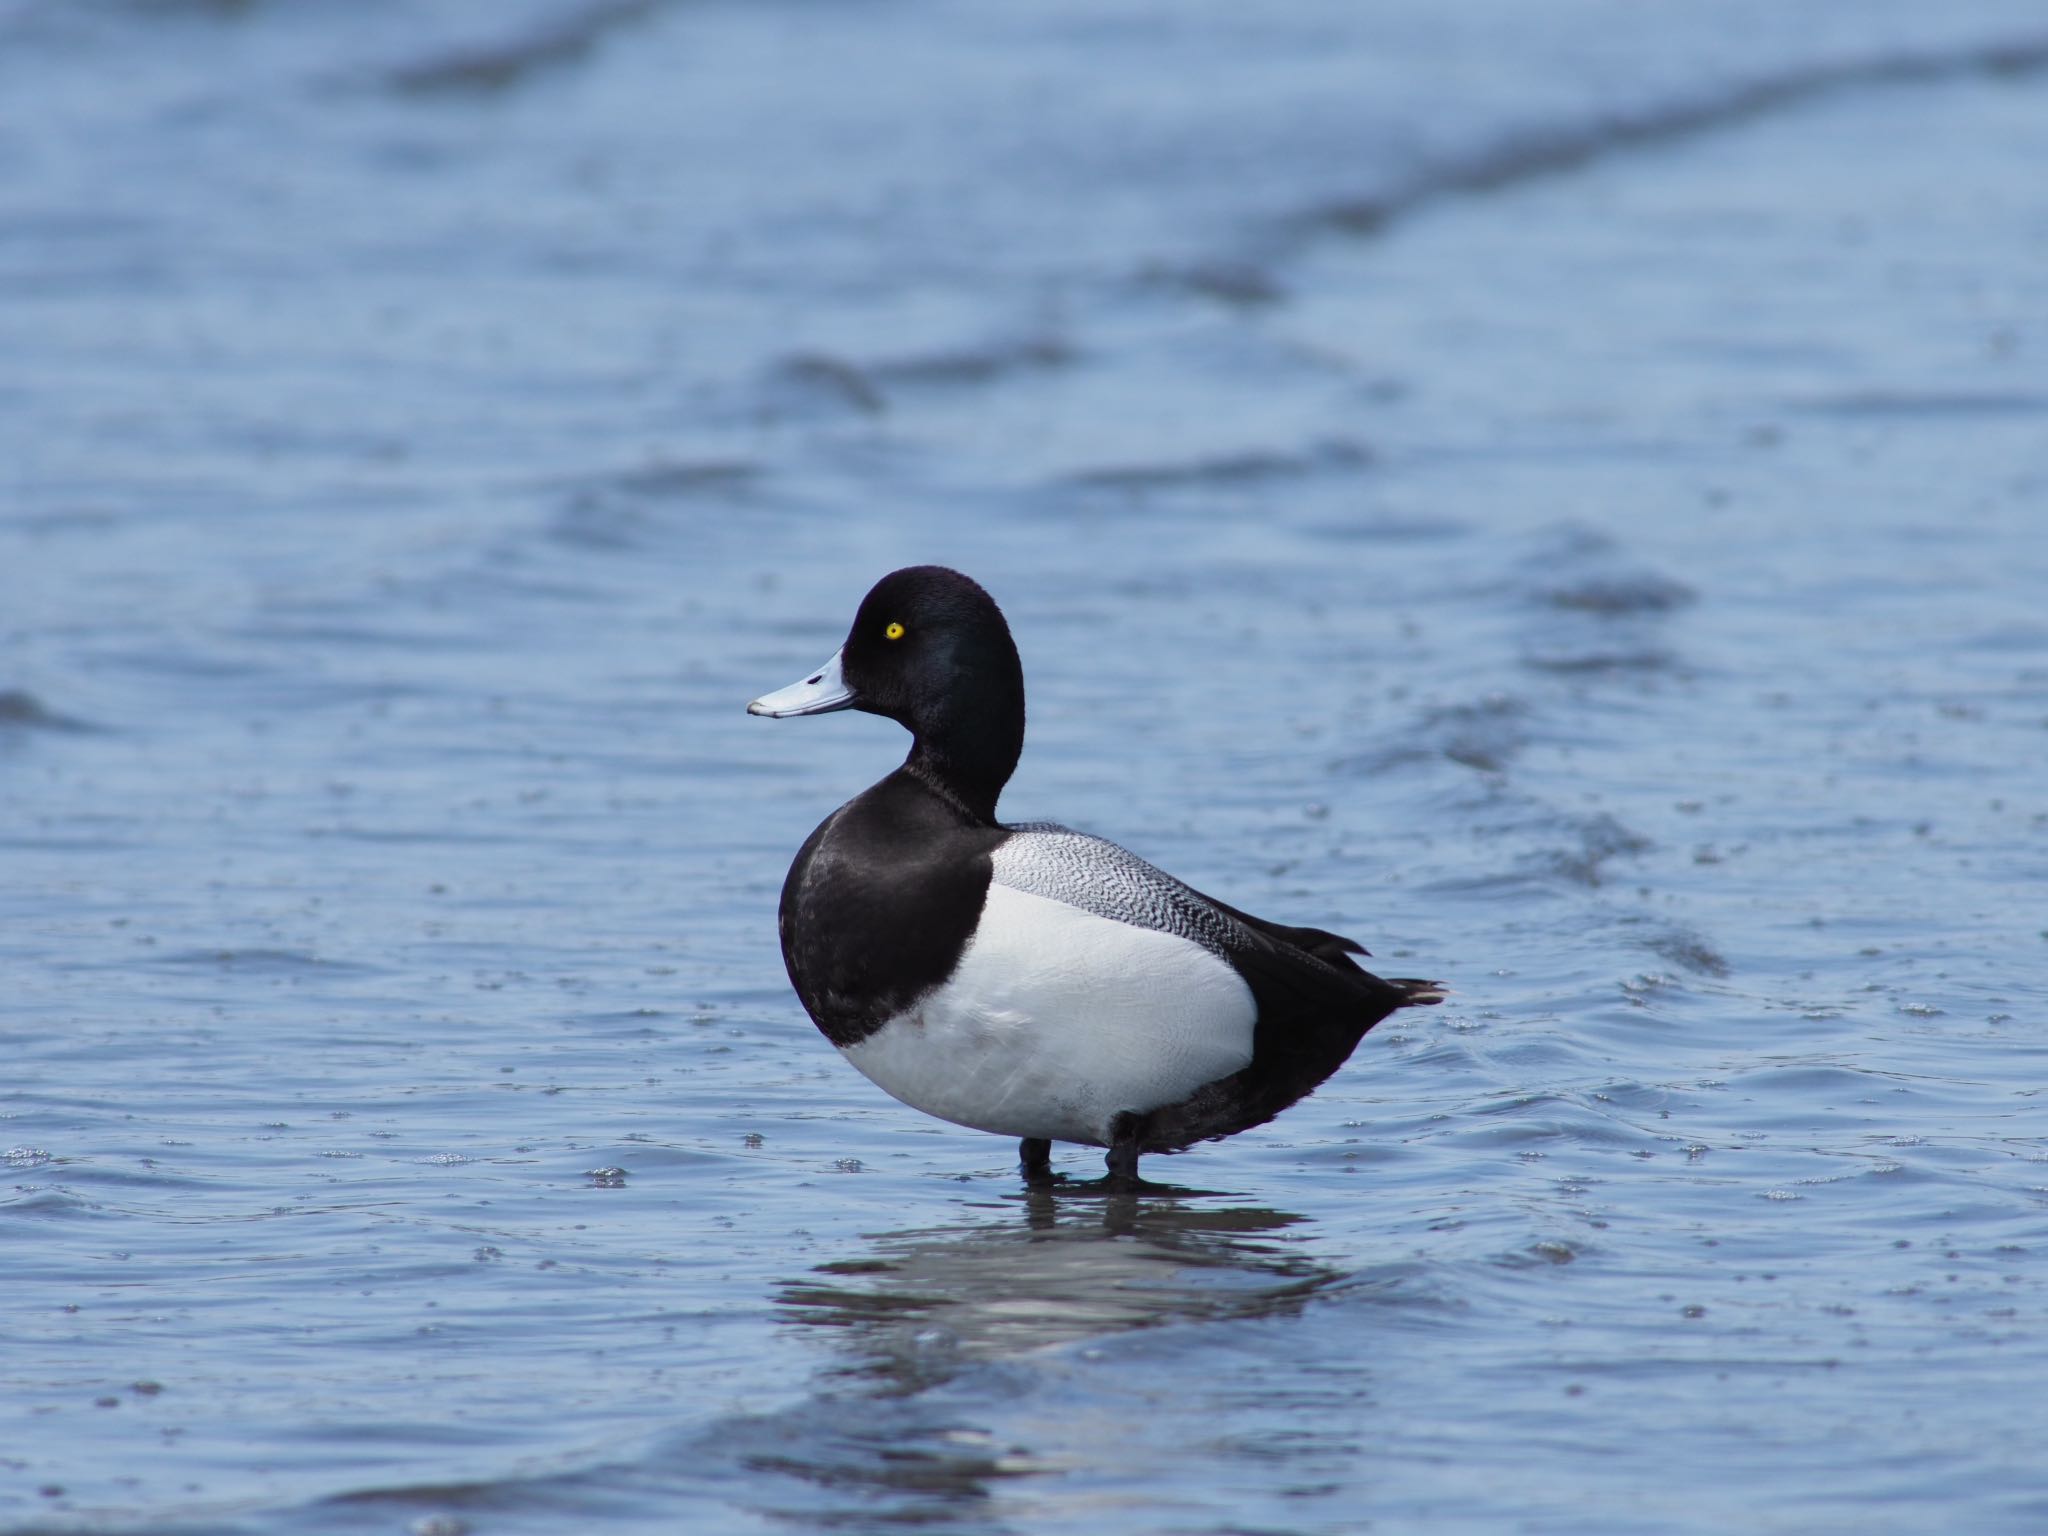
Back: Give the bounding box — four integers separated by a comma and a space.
776, 1184, 1337, 1392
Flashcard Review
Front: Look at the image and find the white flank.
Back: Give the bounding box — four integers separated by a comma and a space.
842, 883, 1257, 1146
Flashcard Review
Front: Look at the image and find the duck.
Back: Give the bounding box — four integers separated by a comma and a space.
748, 565, 1443, 1183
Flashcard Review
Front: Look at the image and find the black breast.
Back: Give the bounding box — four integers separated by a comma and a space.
777, 769, 1003, 1047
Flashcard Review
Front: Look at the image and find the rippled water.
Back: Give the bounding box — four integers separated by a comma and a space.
6, 2, 2048, 1531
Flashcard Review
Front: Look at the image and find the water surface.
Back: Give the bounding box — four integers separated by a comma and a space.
5, 2, 2048, 1531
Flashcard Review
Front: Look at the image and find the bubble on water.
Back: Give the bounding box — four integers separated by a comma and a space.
409, 1516, 470, 1536
1762, 1189, 1802, 1201
585, 1166, 628, 1187
5, 1147, 52, 1168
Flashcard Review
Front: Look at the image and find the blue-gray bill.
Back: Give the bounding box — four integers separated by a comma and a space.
747, 648, 857, 717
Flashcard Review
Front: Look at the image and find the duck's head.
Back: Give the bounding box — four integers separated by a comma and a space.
749, 566, 1025, 820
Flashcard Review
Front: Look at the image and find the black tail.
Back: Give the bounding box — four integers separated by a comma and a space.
1132, 962, 1449, 1154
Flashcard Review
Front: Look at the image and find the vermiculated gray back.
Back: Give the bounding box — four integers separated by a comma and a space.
991, 823, 1247, 960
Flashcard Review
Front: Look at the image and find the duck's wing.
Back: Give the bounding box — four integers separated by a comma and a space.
1190, 892, 1371, 964
995, 821, 1426, 997
996, 822, 1440, 1150
993, 821, 1253, 964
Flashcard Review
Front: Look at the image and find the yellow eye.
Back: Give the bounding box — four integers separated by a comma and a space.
884, 621, 905, 640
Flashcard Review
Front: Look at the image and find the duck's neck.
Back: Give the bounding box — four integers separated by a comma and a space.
905, 738, 1013, 825
902, 665, 1024, 826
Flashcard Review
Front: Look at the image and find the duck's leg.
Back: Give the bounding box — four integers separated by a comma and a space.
1105, 1113, 1143, 1185
1019, 1137, 1053, 1180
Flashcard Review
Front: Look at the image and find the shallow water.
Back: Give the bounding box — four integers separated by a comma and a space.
5, 2, 2048, 1531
